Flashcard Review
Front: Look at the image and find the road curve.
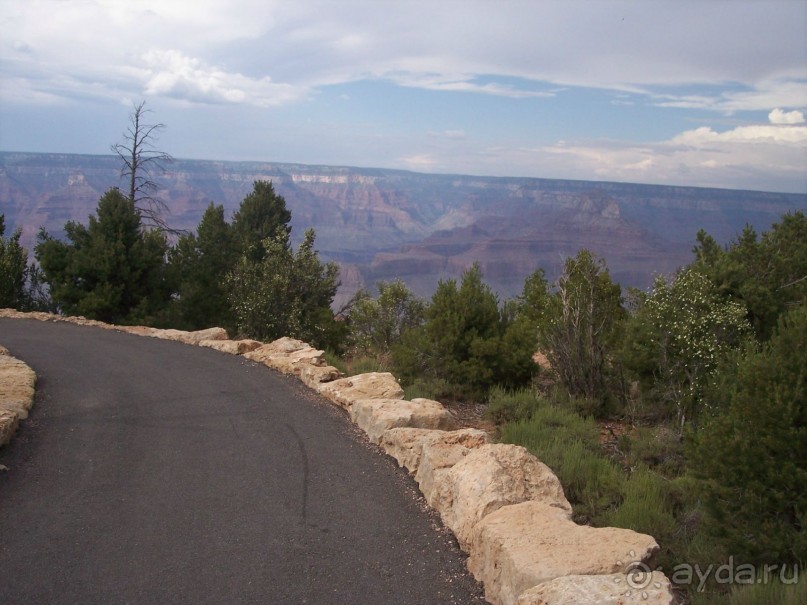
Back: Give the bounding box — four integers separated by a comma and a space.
0, 319, 485, 604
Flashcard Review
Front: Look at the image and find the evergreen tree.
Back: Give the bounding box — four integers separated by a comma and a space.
169, 203, 238, 331
231, 180, 292, 261
499, 268, 553, 388
689, 305, 807, 564
0, 215, 29, 309
35, 188, 170, 323
693, 211, 807, 340
393, 263, 534, 400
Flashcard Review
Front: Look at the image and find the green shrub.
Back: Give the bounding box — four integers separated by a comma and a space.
323, 350, 348, 375
559, 439, 625, 523
604, 467, 679, 571
622, 425, 685, 478
500, 409, 623, 523
485, 386, 541, 425
346, 355, 391, 376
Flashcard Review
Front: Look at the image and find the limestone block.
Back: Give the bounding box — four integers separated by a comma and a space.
380, 427, 491, 474
116, 325, 161, 337
0, 353, 36, 446
199, 339, 263, 355
0, 355, 36, 420
0, 409, 20, 447
431, 444, 572, 549
416, 440, 478, 506
517, 572, 674, 605
174, 327, 230, 345
244, 338, 328, 376
299, 364, 343, 388
349, 398, 456, 444
315, 372, 404, 409
468, 501, 660, 605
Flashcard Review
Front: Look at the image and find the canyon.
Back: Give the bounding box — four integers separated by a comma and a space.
2, 151, 804, 307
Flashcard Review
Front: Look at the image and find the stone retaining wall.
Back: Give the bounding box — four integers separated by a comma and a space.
0, 309, 675, 605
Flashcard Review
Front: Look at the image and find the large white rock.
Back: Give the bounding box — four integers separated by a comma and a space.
244, 337, 330, 377
380, 427, 491, 473
416, 439, 480, 506
316, 372, 404, 409
172, 327, 230, 345
349, 398, 456, 444
298, 363, 343, 388
0, 354, 36, 420
146, 327, 229, 345
468, 501, 661, 605
0, 352, 36, 446
0, 409, 19, 447
247, 337, 311, 358
517, 572, 674, 605
199, 339, 263, 355
431, 444, 572, 549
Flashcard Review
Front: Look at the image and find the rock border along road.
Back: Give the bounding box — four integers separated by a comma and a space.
1, 310, 675, 605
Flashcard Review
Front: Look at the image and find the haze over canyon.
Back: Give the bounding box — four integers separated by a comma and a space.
2, 152, 804, 308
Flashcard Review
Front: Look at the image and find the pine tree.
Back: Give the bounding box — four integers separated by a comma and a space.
169, 203, 238, 331
0, 215, 29, 309
689, 305, 807, 564
35, 188, 169, 323
231, 181, 292, 261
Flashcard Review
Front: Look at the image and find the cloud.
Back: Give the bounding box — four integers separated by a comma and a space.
401, 118, 807, 193
536, 121, 807, 192
140, 49, 305, 106
769, 108, 805, 124
3, 0, 805, 109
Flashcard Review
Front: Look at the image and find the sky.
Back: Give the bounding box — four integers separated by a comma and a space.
1, 0, 806, 193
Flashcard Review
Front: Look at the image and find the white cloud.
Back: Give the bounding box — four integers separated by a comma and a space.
140, 49, 306, 106
671, 124, 807, 146
534, 121, 807, 191
769, 108, 806, 124
401, 119, 807, 193
3, 0, 805, 109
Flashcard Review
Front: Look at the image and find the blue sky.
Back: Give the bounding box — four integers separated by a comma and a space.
1, 0, 806, 193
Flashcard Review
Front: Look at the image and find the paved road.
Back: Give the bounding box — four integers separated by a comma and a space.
0, 319, 485, 604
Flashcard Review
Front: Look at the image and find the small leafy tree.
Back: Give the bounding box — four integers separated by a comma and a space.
35, 188, 170, 323
347, 279, 426, 359
226, 228, 340, 349
111, 101, 173, 231
688, 305, 807, 565
541, 250, 623, 409
622, 269, 751, 431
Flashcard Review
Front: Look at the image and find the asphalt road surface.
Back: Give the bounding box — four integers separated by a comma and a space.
0, 319, 486, 604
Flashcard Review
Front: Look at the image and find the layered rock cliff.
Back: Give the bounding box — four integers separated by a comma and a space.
2, 152, 803, 307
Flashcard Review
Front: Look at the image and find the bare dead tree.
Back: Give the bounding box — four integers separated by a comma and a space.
111, 101, 175, 232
